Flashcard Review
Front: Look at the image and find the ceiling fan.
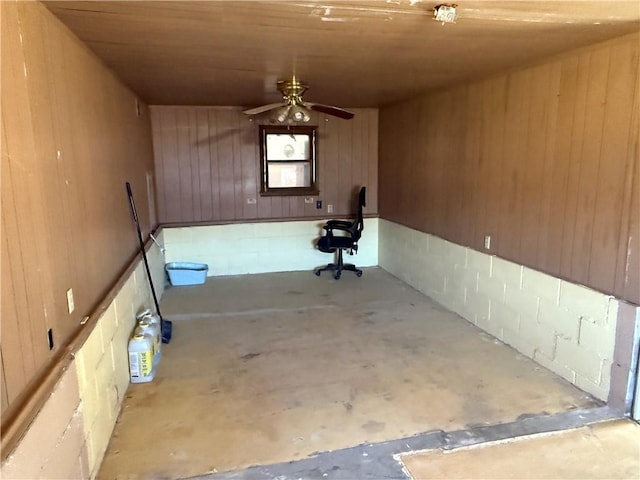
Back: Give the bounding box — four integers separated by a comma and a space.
243, 77, 355, 122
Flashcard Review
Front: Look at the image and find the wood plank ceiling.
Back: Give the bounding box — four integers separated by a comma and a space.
45, 1, 639, 108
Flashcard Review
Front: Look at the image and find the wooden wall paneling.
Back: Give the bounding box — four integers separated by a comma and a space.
543, 56, 579, 277
322, 114, 340, 218
2, 1, 155, 415
367, 110, 379, 215
497, 70, 527, 262
241, 116, 258, 220
354, 109, 365, 209
231, 111, 246, 219
46, 13, 86, 320
21, 3, 73, 345
535, 60, 562, 272
471, 83, 488, 251
399, 102, 415, 228
151, 107, 378, 223
1, 209, 30, 404
207, 108, 223, 221
146, 171, 157, 227
377, 107, 394, 219
614, 43, 640, 304
284, 195, 293, 219
195, 108, 212, 221
589, 41, 637, 293
378, 34, 638, 303
64, 40, 94, 310
484, 77, 508, 254
492, 72, 525, 259
186, 109, 201, 221
431, 90, 450, 238
414, 97, 430, 231
1, 3, 50, 376
298, 112, 315, 218
176, 108, 194, 220
337, 117, 354, 215
451, 88, 468, 243
518, 65, 548, 267
418, 97, 434, 233
559, 51, 591, 279
161, 108, 182, 222
397, 102, 414, 229
621, 124, 639, 303
422, 96, 441, 234
431, 93, 449, 236
358, 110, 370, 212
150, 109, 167, 221
1, 350, 9, 413
408, 99, 422, 231
463, 84, 483, 249
446, 87, 469, 245
570, 47, 610, 285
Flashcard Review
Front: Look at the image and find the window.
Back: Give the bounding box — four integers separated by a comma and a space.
259, 125, 318, 196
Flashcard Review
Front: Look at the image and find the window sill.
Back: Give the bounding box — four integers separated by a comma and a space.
260, 188, 320, 197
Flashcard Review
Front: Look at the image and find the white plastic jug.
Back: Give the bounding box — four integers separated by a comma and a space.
128, 332, 155, 383
136, 308, 153, 321
135, 319, 161, 367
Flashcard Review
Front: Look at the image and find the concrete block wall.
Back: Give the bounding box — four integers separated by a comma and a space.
163, 219, 379, 276
0, 363, 89, 479
1, 240, 166, 479
379, 219, 619, 401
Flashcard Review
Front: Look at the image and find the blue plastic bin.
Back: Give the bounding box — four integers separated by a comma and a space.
165, 262, 208, 286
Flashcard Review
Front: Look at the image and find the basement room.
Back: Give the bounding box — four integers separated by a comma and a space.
1, 1, 639, 479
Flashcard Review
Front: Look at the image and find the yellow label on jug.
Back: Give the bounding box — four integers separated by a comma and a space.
138, 350, 152, 376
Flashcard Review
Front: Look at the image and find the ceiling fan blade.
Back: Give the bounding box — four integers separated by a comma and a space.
304, 102, 354, 120
243, 102, 286, 115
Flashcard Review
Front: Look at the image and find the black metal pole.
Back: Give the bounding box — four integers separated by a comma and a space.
125, 182, 172, 343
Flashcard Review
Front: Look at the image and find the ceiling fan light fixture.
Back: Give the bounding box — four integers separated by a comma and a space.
245, 78, 354, 122
291, 105, 311, 122
275, 105, 291, 123
433, 4, 457, 24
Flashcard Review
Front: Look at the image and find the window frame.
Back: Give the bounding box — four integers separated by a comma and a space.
259, 125, 318, 196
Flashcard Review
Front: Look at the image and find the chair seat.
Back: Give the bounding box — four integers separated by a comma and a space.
317, 235, 353, 252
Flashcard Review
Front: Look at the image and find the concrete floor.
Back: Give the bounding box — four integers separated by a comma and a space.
98, 268, 601, 480
400, 419, 640, 479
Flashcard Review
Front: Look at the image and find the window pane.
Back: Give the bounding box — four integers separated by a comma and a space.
266, 134, 310, 161
267, 162, 310, 188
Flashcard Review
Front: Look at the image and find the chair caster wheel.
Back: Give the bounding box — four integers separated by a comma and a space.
314, 270, 321, 276
356, 271, 363, 277
334, 272, 341, 280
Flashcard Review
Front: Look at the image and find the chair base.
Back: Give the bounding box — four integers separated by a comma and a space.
314, 249, 363, 280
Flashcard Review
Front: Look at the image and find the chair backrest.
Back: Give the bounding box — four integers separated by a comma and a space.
351, 186, 366, 242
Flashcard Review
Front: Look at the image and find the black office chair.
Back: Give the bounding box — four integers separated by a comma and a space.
314, 186, 366, 279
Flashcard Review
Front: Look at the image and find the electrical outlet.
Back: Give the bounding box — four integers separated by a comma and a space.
484, 235, 491, 250
304, 196, 315, 204
246, 197, 257, 204
66, 288, 75, 314
327, 204, 334, 214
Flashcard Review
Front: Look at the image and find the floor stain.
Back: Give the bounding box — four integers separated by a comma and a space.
362, 420, 386, 433
240, 352, 262, 361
